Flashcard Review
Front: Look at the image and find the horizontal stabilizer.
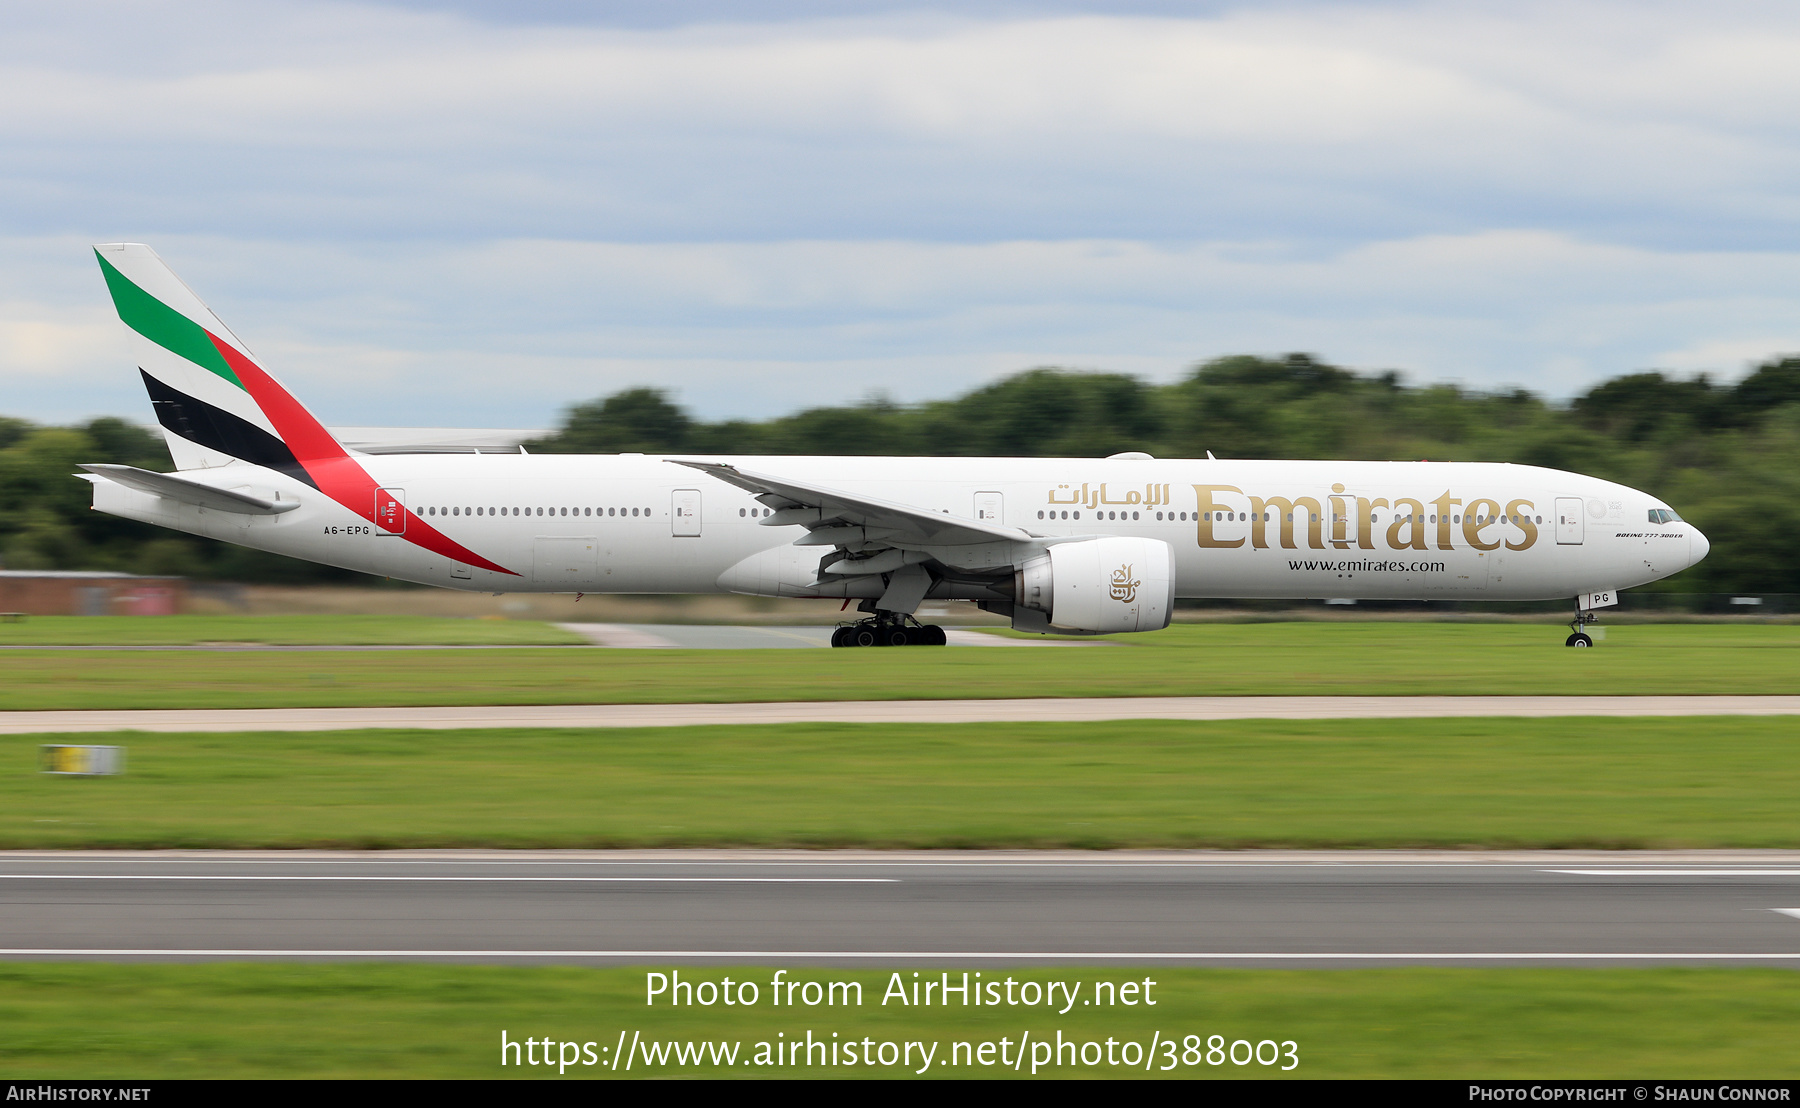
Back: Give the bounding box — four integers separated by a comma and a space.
79, 464, 301, 515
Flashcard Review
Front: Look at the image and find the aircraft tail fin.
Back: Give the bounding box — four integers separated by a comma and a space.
93, 243, 348, 484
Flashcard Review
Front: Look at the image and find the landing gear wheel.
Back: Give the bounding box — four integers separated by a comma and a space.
835, 614, 949, 647
1566, 633, 1593, 648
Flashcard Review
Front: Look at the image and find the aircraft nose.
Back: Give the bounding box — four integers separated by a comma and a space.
1689, 526, 1710, 567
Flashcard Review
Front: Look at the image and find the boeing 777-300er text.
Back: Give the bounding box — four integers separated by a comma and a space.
81, 244, 1708, 647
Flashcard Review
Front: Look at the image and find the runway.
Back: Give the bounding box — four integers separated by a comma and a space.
557, 623, 1093, 648
6, 851, 1800, 966
0, 625, 1074, 652
5, 695, 1800, 733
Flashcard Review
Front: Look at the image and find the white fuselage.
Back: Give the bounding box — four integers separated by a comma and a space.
91, 453, 1705, 603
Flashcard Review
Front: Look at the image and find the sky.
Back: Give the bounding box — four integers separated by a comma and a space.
4, 0, 1800, 429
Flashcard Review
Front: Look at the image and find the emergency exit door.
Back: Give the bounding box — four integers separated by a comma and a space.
672, 489, 701, 537
974, 491, 1003, 523
1555, 497, 1584, 545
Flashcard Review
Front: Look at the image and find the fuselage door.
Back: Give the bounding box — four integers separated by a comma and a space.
672, 489, 701, 537
375, 488, 405, 535
975, 490, 1003, 523
1555, 497, 1584, 545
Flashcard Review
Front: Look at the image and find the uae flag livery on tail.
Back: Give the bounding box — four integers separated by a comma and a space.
93, 244, 516, 575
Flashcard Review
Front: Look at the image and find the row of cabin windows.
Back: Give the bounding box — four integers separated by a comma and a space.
421, 506, 651, 518
1035, 509, 1548, 525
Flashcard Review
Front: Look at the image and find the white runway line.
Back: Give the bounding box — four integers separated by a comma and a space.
2, 949, 1799, 961
1548, 870, 1800, 876
0, 874, 893, 884
7, 695, 1800, 733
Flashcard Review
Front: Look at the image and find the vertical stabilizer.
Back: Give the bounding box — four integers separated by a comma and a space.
93, 243, 343, 482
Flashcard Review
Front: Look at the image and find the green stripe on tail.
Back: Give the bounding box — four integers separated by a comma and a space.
95, 250, 243, 390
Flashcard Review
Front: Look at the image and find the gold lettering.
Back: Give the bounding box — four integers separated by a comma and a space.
1431, 491, 1463, 551
1191, 485, 1245, 548
1356, 497, 1389, 550
1248, 496, 1323, 549
1329, 484, 1351, 549
1386, 498, 1427, 550
1506, 498, 1538, 551
1462, 498, 1502, 551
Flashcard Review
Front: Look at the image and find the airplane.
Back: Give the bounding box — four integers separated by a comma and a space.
81, 243, 1709, 648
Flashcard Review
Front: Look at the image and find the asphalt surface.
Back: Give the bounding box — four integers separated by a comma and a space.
0, 624, 1069, 651
558, 623, 1090, 648
6, 851, 1800, 966
5, 695, 1799, 733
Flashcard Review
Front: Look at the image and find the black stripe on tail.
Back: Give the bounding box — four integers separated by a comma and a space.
140, 368, 317, 488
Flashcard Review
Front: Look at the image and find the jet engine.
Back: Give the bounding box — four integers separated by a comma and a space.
1011, 536, 1175, 634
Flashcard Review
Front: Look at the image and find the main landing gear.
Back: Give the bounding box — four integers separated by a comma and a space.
830, 613, 948, 647
1566, 600, 1599, 648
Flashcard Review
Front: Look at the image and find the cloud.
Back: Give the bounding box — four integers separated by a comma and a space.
16, 229, 1800, 427
6, 1, 1800, 242
4, 2, 1800, 425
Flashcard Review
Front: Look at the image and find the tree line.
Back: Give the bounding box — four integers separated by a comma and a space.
4, 353, 1797, 593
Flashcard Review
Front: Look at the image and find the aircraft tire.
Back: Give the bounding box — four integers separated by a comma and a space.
852, 627, 879, 648
1566, 632, 1593, 647
886, 627, 911, 647
922, 625, 948, 646
829, 627, 850, 648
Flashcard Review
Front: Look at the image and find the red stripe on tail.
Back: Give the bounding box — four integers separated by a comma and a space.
208, 335, 519, 577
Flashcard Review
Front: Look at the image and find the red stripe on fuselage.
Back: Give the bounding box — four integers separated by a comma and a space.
208, 335, 519, 577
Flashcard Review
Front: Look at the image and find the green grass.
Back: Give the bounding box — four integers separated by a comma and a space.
0, 614, 585, 646
0, 623, 1795, 709
10, 717, 1800, 849
1, 963, 1796, 1078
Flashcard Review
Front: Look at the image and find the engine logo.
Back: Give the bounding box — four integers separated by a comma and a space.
1110, 564, 1141, 603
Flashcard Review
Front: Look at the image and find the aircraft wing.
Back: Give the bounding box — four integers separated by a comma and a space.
329, 426, 548, 454
79, 464, 301, 515
666, 459, 1035, 553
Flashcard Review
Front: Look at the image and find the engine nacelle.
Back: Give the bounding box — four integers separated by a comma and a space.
1014, 536, 1175, 634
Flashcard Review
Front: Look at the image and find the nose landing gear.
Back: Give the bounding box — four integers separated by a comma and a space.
1566, 600, 1599, 647
830, 613, 948, 647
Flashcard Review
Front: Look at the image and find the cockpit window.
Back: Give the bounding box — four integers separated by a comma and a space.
1648, 508, 1683, 524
